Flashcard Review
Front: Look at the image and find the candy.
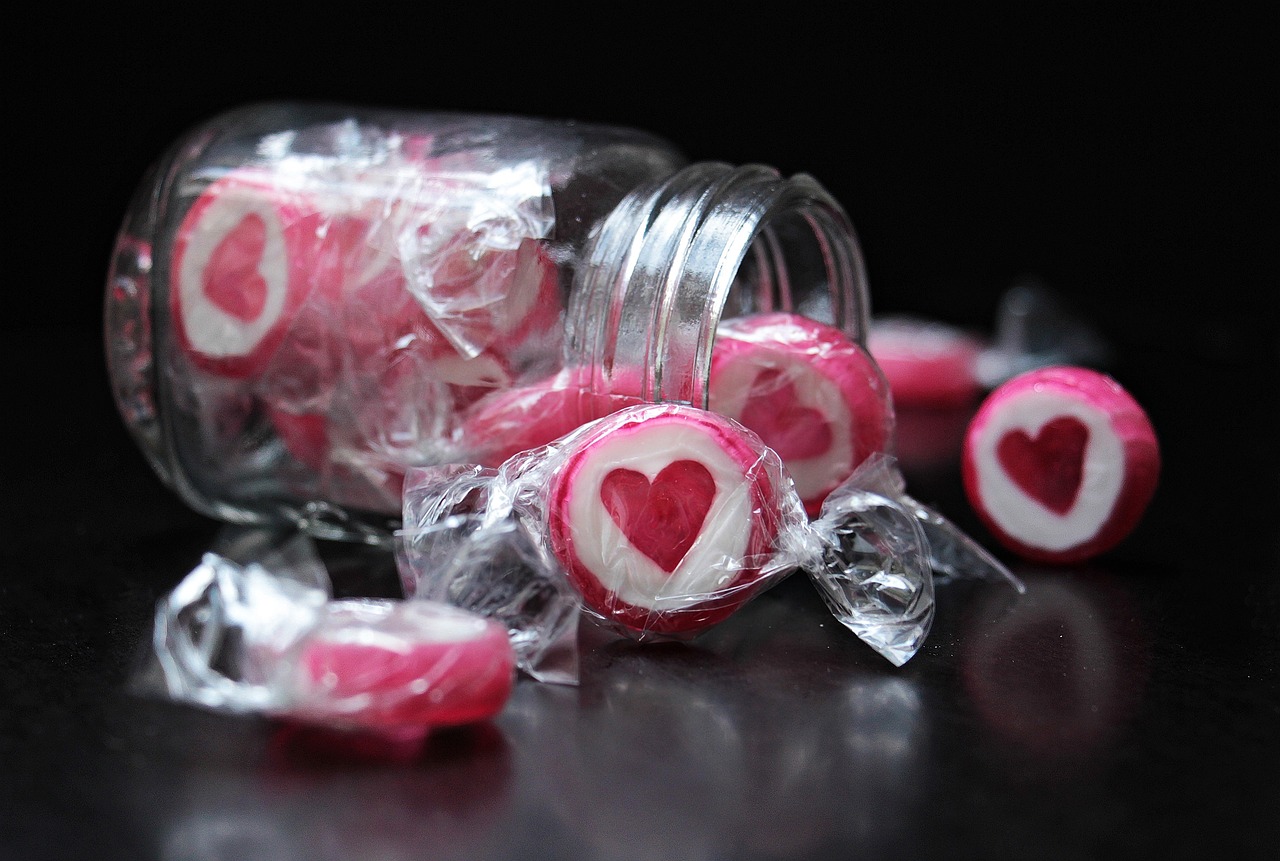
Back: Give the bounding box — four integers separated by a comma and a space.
267, 405, 330, 472
286, 599, 516, 730
867, 316, 985, 408
962, 366, 1160, 564
147, 546, 517, 731
170, 171, 328, 378
709, 313, 893, 517
546, 404, 787, 636
456, 369, 643, 467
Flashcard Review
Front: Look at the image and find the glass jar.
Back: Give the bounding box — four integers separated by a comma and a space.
105, 102, 871, 537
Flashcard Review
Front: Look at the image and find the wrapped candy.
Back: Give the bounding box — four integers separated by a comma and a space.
140, 532, 517, 732
399, 403, 1023, 666
708, 312, 894, 516
545, 404, 795, 636
108, 105, 874, 537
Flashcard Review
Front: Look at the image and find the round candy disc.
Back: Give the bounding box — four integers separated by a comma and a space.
962, 366, 1160, 564
709, 313, 893, 517
170, 171, 323, 378
288, 599, 516, 730
547, 404, 784, 637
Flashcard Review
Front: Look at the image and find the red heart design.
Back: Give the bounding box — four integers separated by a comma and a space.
738, 368, 832, 460
996, 416, 1090, 514
600, 460, 716, 573
202, 213, 269, 322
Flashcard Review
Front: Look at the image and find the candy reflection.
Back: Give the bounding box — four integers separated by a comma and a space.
155, 721, 513, 861
539, 648, 747, 861
960, 567, 1149, 764
893, 403, 976, 476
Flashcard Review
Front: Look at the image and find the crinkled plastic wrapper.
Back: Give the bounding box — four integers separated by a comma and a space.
127, 118, 573, 518
136, 532, 517, 732
398, 403, 1024, 668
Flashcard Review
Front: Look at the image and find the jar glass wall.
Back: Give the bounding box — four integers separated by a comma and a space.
104, 103, 872, 533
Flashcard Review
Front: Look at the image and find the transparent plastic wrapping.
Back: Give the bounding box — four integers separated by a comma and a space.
138, 533, 517, 731
708, 312, 894, 516
398, 404, 1023, 665
105, 103, 871, 536
401, 404, 806, 644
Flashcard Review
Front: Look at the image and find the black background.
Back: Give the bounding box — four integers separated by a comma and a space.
4, 4, 1278, 860
8, 4, 1274, 333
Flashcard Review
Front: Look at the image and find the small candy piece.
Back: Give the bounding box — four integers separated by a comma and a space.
546, 404, 787, 636
709, 313, 893, 517
267, 405, 330, 472
867, 316, 985, 408
962, 366, 1160, 564
170, 171, 324, 378
286, 599, 516, 730
456, 369, 642, 467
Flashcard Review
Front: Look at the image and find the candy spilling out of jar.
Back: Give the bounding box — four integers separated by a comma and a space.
962, 366, 1160, 564
144, 545, 516, 733
456, 312, 894, 518
401, 402, 1021, 665
546, 404, 792, 636
709, 313, 893, 516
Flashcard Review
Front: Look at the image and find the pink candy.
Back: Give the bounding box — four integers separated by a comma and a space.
169, 161, 566, 512
170, 171, 324, 378
546, 404, 788, 636
867, 317, 985, 408
456, 369, 643, 467
287, 600, 516, 730
962, 366, 1160, 564
709, 313, 893, 516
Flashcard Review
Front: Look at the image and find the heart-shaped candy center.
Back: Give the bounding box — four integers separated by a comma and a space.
738, 368, 832, 460
996, 416, 1090, 514
600, 460, 716, 573
203, 213, 269, 322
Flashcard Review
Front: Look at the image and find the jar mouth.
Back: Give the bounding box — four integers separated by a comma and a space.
567, 162, 869, 408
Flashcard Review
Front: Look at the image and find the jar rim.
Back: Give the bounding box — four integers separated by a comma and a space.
566, 161, 870, 408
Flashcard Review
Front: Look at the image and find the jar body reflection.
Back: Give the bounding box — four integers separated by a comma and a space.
105, 103, 870, 531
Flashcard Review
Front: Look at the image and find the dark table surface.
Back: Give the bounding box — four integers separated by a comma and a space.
4, 6, 1277, 860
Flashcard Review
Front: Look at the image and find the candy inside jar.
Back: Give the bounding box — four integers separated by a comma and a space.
106, 103, 872, 534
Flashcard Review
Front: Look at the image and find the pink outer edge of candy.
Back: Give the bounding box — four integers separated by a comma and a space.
546, 405, 780, 635
868, 322, 985, 408
169, 171, 320, 379
457, 369, 643, 467
297, 611, 516, 729
710, 312, 893, 517
961, 366, 1161, 564
490, 237, 563, 350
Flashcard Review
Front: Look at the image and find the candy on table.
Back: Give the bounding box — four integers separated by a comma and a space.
962, 366, 1160, 564
545, 403, 797, 638
868, 278, 1115, 410
145, 542, 516, 732
866, 316, 987, 408
399, 405, 1023, 664
286, 599, 516, 730
708, 312, 894, 517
